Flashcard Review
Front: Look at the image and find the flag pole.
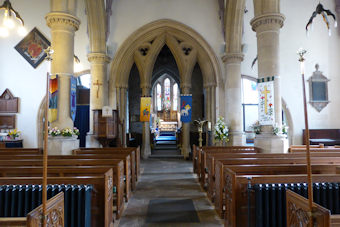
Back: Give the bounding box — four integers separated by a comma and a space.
43, 47, 53, 225
298, 48, 314, 224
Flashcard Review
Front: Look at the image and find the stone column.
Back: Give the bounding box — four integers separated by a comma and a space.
181, 85, 191, 158
141, 85, 151, 159
251, 0, 288, 153
45, 7, 80, 154
222, 53, 246, 145
210, 85, 216, 144
120, 86, 127, 147
86, 53, 110, 147
204, 86, 211, 145
223, 0, 246, 146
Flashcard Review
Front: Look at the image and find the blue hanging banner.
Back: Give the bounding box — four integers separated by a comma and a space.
70, 76, 77, 121
180, 95, 192, 123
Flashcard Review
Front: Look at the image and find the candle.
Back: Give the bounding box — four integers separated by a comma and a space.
208, 122, 211, 131
300, 61, 305, 75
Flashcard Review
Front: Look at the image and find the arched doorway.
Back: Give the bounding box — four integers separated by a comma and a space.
110, 19, 221, 159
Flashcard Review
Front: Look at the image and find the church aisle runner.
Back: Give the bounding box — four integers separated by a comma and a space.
117, 159, 223, 227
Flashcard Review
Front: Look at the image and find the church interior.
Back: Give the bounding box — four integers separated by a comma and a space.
1, 0, 340, 226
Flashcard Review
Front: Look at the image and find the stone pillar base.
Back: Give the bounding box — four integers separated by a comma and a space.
181, 145, 191, 159
254, 132, 288, 153
48, 136, 79, 155
141, 146, 151, 159
86, 133, 102, 148
227, 131, 246, 146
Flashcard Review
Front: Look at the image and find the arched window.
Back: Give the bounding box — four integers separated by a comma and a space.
242, 77, 258, 131
173, 83, 178, 111
164, 78, 171, 110
156, 83, 162, 111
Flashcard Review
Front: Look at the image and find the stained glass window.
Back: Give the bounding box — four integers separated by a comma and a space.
156, 83, 162, 111
164, 78, 171, 110
173, 83, 178, 111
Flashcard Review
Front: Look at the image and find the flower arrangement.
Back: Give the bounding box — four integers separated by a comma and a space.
48, 127, 79, 137
273, 123, 289, 135
8, 129, 20, 140
251, 121, 261, 134
214, 116, 229, 143
48, 127, 61, 136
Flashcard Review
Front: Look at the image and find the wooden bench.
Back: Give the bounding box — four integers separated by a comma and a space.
206, 152, 340, 201
286, 190, 340, 227
0, 173, 114, 226
197, 146, 259, 186
289, 147, 340, 153
0, 192, 64, 227
213, 156, 340, 218
0, 153, 133, 201
0, 148, 42, 154
223, 172, 340, 226
73, 146, 141, 180
73, 147, 139, 189
0, 159, 125, 223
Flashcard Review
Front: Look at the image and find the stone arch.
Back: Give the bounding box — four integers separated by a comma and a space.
109, 19, 220, 104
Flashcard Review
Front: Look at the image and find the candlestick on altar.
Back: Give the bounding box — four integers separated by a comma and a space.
298, 48, 314, 224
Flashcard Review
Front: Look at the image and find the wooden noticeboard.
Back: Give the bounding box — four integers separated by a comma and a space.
0, 89, 19, 113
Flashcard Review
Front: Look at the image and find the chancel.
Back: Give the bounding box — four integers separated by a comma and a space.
1, 0, 340, 226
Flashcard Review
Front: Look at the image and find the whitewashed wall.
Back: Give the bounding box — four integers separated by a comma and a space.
242, 0, 340, 144
0, 0, 89, 147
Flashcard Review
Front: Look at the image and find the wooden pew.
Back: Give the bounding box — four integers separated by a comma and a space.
0, 173, 114, 227
206, 152, 340, 201
73, 148, 139, 189
0, 159, 125, 223
289, 147, 340, 153
73, 146, 141, 180
0, 192, 64, 227
0, 153, 133, 201
0, 148, 42, 154
213, 156, 340, 218
223, 172, 340, 227
198, 146, 259, 186
286, 190, 336, 227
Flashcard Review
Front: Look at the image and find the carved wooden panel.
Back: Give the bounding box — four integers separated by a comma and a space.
93, 109, 118, 139
0, 89, 19, 113
27, 192, 64, 227
0, 115, 15, 129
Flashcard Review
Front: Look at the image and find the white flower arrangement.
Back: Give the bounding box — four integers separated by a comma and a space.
273, 123, 289, 135
214, 116, 229, 143
48, 127, 79, 137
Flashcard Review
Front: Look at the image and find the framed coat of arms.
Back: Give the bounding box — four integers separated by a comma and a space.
14, 27, 50, 68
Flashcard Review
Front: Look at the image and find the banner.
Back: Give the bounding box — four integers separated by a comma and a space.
140, 97, 151, 122
258, 79, 275, 125
180, 95, 192, 123
70, 76, 77, 121
48, 74, 58, 122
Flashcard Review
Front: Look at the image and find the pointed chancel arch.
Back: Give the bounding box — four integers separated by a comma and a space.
109, 19, 221, 158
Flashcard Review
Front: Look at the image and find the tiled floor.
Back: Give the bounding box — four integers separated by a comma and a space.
117, 159, 223, 227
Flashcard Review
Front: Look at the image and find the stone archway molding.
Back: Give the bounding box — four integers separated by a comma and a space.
109, 19, 221, 106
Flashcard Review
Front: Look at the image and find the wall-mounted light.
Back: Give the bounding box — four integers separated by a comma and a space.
0, 0, 27, 37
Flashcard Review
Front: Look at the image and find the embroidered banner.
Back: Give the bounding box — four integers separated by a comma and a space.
258, 79, 275, 125
180, 95, 192, 123
48, 74, 58, 123
70, 76, 77, 121
140, 97, 151, 122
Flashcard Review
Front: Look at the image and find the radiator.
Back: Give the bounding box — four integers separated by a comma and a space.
0, 184, 92, 227
252, 182, 340, 227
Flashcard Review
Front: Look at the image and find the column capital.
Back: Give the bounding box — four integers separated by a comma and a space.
203, 83, 217, 89
222, 52, 244, 64
180, 84, 191, 94
116, 84, 128, 89
45, 12, 80, 31
250, 13, 285, 32
88, 52, 111, 64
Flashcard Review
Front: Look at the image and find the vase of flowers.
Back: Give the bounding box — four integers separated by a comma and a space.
214, 116, 229, 145
251, 121, 261, 134
48, 127, 79, 138
8, 129, 20, 140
